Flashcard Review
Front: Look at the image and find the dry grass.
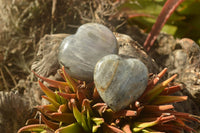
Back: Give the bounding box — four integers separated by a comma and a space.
0, 1, 122, 132
0, 0, 121, 91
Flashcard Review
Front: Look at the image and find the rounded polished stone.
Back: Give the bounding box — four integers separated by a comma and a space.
58, 23, 118, 81
94, 54, 148, 111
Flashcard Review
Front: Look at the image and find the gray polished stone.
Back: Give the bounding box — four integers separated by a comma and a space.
58, 23, 118, 81
94, 54, 148, 111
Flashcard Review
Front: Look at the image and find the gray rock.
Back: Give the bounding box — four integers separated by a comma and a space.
58, 23, 118, 81
94, 54, 148, 111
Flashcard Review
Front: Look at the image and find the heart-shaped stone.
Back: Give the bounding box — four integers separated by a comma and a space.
94, 54, 148, 111
58, 23, 118, 81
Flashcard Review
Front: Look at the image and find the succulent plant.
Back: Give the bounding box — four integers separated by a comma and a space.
18, 67, 200, 133
58, 23, 118, 81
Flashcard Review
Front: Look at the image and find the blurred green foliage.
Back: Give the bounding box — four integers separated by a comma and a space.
120, 0, 200, 44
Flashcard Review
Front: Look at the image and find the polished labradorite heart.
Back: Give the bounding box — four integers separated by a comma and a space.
58, 23, 118, 81
94, 54, 148, 111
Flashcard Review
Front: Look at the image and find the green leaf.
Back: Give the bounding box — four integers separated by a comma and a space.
39, 80, 57, 101
120, 0, 164, 15
55, 123, 83, 133
133, 121, 158, 132
55, 91, 67, 104
161, 24, 177, 35
92, 125, 101, 133
57, 104, 68, 113
86, 107, 92, 130
82, 99, 93, 123
62, 66, 78, 92
33, 71, 68, 90
58, 92, 76, 100
141, 128, 159, 133
41, 114, 59, 130
133, 115, 176, 132
145, 74, 177, 103
160, 85, 181, 95
81, 112, 90, 132
92, 117, 104, 126
72, 99, 91, 132
37, 104, 57, 113
17, 124, 52, 133
42, 95, 60, 108
139, 68, 168, 100
72, 101, 82, 125
151, 95, 187, 105
46, 112, 76, 124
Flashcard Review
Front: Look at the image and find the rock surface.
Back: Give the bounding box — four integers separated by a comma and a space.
30, 33, 200, 115
149, 35, 200, 113
32, 33, 159, 78
31, 34, 69, 77
115, 32, 159, 74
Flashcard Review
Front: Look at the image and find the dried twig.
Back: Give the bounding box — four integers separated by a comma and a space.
75, 0, 120, 25
52, 0, 57, 19
0, 68, 9, 91
4, 65, 17, 87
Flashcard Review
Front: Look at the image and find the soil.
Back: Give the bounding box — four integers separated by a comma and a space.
0, 0, 200, 132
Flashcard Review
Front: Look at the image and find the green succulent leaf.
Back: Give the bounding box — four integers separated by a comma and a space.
82, 99, 93, 114
92, 117, 104, 126
139, 68, 168, 101
82, 99, 94, 129
72, 100, 82, 124
150, 95, 188, 105
57, 104, 68, 113
20, 68, 200, 133
33, 71, 68, 90
62, 66, 78, 92
17, 124, 52, 133
46, 112, 76, 124
72, 99, 90, 132
145, 74, 177, 103
133, 121, 158, 132
55, 91, 67, 105
55, 123, 83, 133
160, 85, 181, 95
133, 114, 176, 132
41, 114, 59, 130
140, 128, 160, 133
37, 104, 57, 113
86, 107, 92, 130
42, 95, 60, 108
58, 92, 76, 100
39, 80, 57, 101
81, 112, 90, 132
92, 125, 101, 133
